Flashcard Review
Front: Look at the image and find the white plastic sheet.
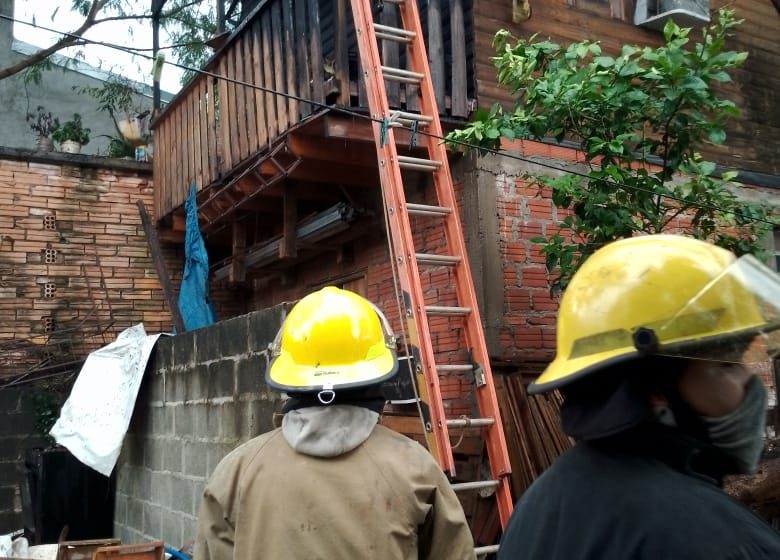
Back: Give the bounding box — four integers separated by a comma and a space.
50, 324, 162, 476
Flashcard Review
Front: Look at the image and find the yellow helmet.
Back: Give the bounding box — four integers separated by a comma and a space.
266, 287, 398, 398
530, 234, 780, 394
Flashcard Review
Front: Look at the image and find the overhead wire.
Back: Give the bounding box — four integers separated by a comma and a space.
1, 12, 777, 227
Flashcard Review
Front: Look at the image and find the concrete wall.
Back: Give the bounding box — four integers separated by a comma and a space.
0, 388, 49, 533
0, 0, 152, 155
113, 304, 288, 547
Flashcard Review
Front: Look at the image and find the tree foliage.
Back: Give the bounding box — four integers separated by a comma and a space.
447, 8, 774, 290
0, 1, 251, 86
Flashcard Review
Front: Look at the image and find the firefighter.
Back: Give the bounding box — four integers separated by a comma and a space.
499, 234, 780, 559
194, 286, 475, 560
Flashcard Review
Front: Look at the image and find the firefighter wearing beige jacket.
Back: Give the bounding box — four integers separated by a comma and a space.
194, 287, 475, 560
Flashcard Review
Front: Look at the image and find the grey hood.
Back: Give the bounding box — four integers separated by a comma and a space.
281, 404, 379, 457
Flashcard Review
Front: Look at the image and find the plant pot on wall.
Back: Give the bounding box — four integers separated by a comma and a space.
61, 140, 82, 154
35, 135, 54, 152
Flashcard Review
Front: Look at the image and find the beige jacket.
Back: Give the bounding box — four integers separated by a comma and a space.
194, 405, 475, 559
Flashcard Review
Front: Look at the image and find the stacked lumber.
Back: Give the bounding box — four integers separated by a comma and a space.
495, 374, 573, 499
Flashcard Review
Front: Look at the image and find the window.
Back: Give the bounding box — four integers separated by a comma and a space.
634, 0, 709, 30
566, 0, 631, 20
773, 228, 780, 272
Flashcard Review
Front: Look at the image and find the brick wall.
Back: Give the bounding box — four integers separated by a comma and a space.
113, 305, 286, 547
0, 148, 182, 377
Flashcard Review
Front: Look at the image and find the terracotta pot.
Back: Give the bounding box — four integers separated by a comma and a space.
61, 140, 82, 154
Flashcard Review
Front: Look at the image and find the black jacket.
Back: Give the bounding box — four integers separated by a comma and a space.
499, 430, 780, 560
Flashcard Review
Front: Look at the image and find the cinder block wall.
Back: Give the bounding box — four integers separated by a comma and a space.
113, 304, 288, 547
0, 388, 49, 533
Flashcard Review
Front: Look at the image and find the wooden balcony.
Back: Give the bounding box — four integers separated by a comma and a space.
152, 0, 474, 231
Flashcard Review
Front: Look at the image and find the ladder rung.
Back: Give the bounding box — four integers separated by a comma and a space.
406, 203, 451, 217
475, 545, 500, 557
382, 66, 424, 84
451, 480, 500, 492
374, 24, 416, 43
437, 364, 474, 373
415, 253, 461, 266
397, 155, 441, 172
446, 417, 495, 428
425, 305, 471, 316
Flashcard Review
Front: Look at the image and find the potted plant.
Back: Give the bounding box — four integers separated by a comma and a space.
52, 114, 91, 154
26, 106, 59, 152
76, 77, 150, 147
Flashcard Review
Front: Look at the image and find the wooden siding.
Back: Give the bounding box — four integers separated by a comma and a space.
153, 0, 474, 222
473, 0, 780, 176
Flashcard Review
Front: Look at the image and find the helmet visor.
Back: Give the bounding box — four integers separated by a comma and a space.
645, 254, 780, 369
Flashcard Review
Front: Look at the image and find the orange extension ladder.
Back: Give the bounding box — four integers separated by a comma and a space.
350, 0, 513, 550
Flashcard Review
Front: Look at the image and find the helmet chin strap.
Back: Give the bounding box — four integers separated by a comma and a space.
317, 383, 336, 405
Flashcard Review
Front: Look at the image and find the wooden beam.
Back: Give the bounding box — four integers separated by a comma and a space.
286, 133, 378, 165
136, 200, 185, 333
280, 187, 297, 259
319, 114, 430, 151
230, 220, 247, 283
334, 0, 350, 106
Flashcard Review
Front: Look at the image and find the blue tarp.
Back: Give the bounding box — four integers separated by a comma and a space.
178, 182, 216, 331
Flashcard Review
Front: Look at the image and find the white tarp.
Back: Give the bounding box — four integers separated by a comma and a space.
50, 323, 162, 476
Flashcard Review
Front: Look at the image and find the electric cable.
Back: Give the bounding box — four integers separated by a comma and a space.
1, 12, 777, 227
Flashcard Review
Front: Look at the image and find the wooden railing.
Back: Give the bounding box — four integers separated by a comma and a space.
153, 0, 472, 222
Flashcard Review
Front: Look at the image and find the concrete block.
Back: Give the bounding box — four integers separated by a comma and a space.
194, 325, 221, 363
150, 406, 173, 436
134, 467, 152, 501
172, 331, 196, 370
182, 441, 208, 478
221, 403, 240, 441
208, 360, 236, 399
0, 461, 21, 483
142, 502, 162, 539
147, 369, 166, 404
170, 477, 197, 517
162, 439, 182, 473
195, 404, 221, 440
127, 497, 143, 533
218, 315, 249, 357
153, 337, 173, 370
114, 493, 128, 525
174, 404, 195, 438
181, 514, 197, 545
246, 304, 288, 352
162, 513, 183, 550
236, 353, 265, 395
150, 471, 172, 509
0, 412, 36, 436
244, 399, 279, 438
144, 439, 164, 472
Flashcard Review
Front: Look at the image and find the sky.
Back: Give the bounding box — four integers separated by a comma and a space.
13, 0, 185, 94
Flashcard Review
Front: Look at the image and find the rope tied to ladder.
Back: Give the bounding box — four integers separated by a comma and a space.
379, 116, 389, 147
409, 120, 418, 149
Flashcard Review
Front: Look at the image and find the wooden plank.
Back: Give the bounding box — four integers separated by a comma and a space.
294, 0, 313, 116
232, 42, 249, 162
207, 75, 219, 182
380, 2, 400, 108
308, 0, 325, 106
243, 32, 259, 156
230, 219, 247, 283
250, 20, 268, 150
262, 11, 279, 139
282, 0, 299, 124
153, 118, 164, 220
199, 77, 210, 188
272, 1, 289, 133
334, 0, 350, 106
279, 186, 297, 258
136, 201, 185, 333
190, 86, 201, 190
427, 0, 445, 110
218, 55, 233, 172
450, 0, 467, 117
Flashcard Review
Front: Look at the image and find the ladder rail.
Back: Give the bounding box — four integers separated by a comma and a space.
395, 0, 514, 526
351, 0, 454, 474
